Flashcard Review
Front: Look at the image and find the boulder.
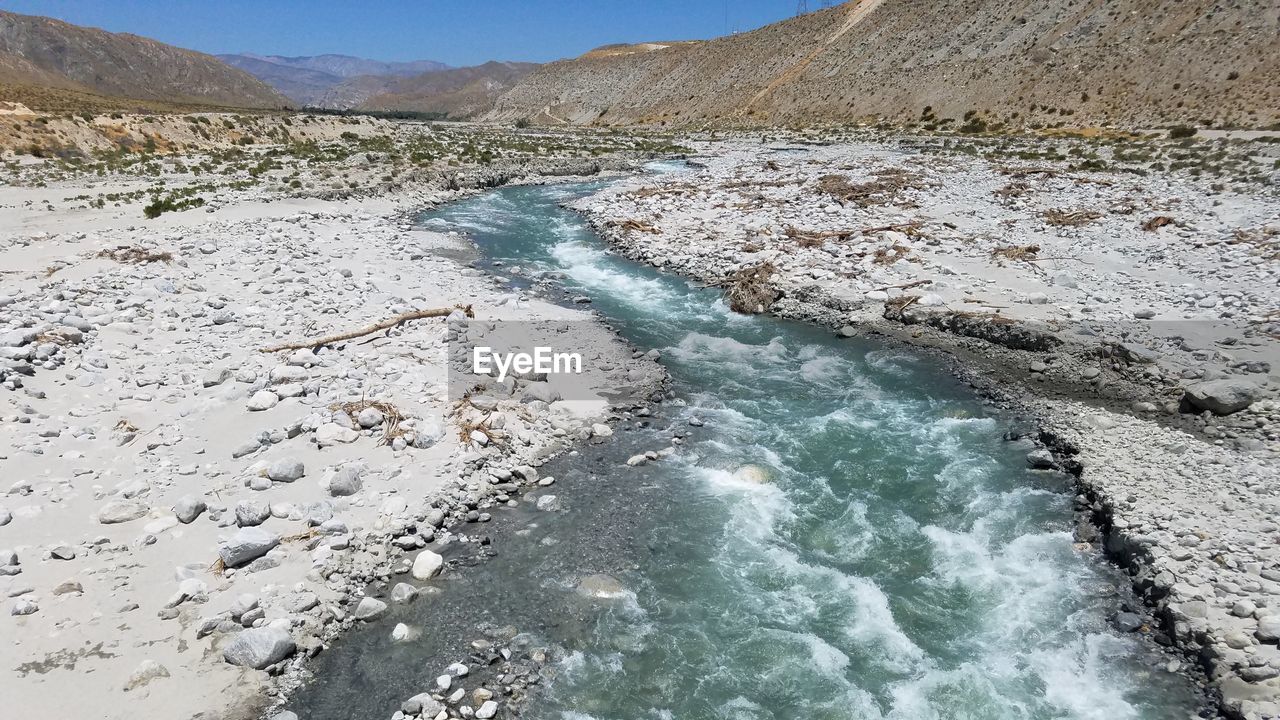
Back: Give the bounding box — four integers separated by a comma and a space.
354, 597, 388, 621
412, 549, 444, 580
218, 527, 279, 568
1183, 379, 1259, 415
267, 458, 305, 483
98, 500, 148, 524
325, 466, 363, 497
222, 626, 295, 669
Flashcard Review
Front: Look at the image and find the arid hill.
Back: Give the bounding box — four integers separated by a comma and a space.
0, 10, 288, 110
361, 61, 539, 119
487, 0, 1280, 130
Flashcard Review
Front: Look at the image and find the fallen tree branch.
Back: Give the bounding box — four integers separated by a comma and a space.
874, 279, 933, 292
261, 305, 474, 352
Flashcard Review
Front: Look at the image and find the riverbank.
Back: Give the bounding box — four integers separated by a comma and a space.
0, 121, 669, 720
572, 134, 1280, 719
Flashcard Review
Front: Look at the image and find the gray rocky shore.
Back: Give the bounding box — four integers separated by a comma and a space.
572, 133, 1279, 719
0, 117, 668, 720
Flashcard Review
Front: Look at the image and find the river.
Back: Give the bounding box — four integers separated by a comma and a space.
285, 166, 1200, 720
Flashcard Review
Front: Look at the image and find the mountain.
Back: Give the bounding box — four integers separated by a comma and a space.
360, 61, 539, 119
487, 0, 1280, 130
0, 10, 289, 109
218, 53, 449, 107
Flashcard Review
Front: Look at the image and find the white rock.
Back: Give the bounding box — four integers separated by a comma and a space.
412, 549, 444, 580
246, 390, 279, 411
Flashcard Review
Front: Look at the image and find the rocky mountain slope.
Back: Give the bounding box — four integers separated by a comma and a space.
361, 61, 539, 119
0, 10, 289, 109
487, 0, 1280, 129
217, 53, 449, 107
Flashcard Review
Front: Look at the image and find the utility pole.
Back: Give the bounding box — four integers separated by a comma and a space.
796, 0, 808, 16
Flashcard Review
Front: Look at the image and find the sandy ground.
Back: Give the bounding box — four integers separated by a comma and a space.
573, 134, 1280, 719
0, 133, 662, 719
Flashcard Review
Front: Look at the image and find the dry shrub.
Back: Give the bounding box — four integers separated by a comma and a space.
1142, 215, 1175, 232
616, 218, 659, 234
994, 181, 1032, 200
991, 244, 1041, 262
97, 245, 173, 264
330, 399, 404, 445
817, 168, 927, 207
725, 262, 780, 314
1042, 209, 1103, 227
1230, 226, 1279, 259
872, 244, 912, 265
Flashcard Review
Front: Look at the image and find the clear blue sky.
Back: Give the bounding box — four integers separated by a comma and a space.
0, 1, 804, 66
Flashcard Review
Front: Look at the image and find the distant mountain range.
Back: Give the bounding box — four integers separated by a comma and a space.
0, 10, 288, 110
362, 62, 539, 118
216, 53, 451, 107
219, 53, 537, 118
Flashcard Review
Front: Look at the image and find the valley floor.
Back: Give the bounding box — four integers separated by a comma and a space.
1, 118, 1278, 719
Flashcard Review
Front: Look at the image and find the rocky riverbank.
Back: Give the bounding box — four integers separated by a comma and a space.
0, 120, 669, 720
571, 133, 1280, 719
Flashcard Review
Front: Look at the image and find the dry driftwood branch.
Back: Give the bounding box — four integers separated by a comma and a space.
874, 279, 933, 292
261, 305, 474, 352
861, 222, 923, 235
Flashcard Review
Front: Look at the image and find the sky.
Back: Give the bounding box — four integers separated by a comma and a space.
0, 1, 805, 66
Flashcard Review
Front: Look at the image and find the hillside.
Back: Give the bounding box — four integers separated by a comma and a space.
217, 53, 449, 106
0, 10, 289, 110
361, 61, 539, 119
487, 0, 1280, 129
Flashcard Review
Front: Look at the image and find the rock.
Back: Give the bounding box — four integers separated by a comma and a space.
11, 597, 38, 616
222, 626, 296, 669
626, 454, 648, 467
98, 500, 148, 524
315, 423, 359, 446
390, 583, 418, 604
218, 527, 279, 568
271, 713, 300, 720
354, 597, 388, 621
1183, 379, 1259, 415
202, 368, 231, 388
53, 579, 83, 595
1112, 612, 1144, 633
246, 390, 280, 412
356, 407, 385, 428
0, 548, 15, 566
1025, 449, 1055, 469
535, 494, 560, 511
125, 659, 170, 690
235, 500, 271, 527
436, 674, 452, 691
476, 701, 499, 719
1134, 309, 1156, 319
0, 506, 10, 526
412, 549, 444, 580
267, 458, 305, 483
576, 573, 627, 600
325, 466, 363, 497
173, 496, 206, 524
732, 464, 771, 484
1256, 616, 1280, 643
402, 694, 444, 717
391, 623, 414, 642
